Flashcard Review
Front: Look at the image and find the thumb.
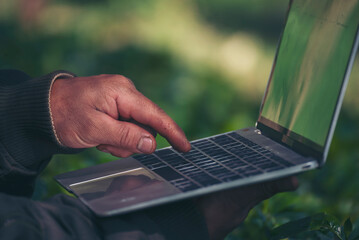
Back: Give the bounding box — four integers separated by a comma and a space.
257, 176, 299, 200
228, 176, 299, 211
95, 115, 157, 156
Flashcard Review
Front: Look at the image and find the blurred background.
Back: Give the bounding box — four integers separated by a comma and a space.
1, 0, 358, 239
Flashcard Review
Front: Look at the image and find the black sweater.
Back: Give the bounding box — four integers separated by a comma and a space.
0, 69, 209, 240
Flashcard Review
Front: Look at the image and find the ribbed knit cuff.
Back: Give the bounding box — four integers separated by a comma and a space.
0, 70, 81, 173
48, 71, 74, 146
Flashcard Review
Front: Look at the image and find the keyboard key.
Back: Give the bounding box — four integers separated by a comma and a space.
206, 168, 232, 176
185, 170, 203, 177
134, 154, 159, 163
152, 167, 184, 181
192, 139, 212, 147
133, 154, 164, 170
212, 135, 235, 145
166, 157, 188, 167
181, 150, 207, 161
155, 149, 175, 157
221, 159, 248, 169
184, 171, 220, 187
170, 179, 200, 192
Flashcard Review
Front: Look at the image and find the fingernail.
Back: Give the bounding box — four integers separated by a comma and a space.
137, 137, 153, 153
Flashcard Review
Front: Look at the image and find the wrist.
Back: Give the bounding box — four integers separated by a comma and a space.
49, 73, 74, 146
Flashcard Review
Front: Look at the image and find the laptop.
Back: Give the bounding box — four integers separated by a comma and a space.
55, 0, 359, 217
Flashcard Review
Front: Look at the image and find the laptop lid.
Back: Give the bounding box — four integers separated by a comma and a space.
256, 0, 359, 166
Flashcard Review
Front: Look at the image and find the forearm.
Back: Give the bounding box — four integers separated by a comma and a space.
0, 192, 101, 240
0, 192, 209, 240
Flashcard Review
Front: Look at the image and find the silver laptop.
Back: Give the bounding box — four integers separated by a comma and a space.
55, 0, 359, 217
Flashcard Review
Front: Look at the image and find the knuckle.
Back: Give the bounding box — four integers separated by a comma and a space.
97, 74, 110, 79
105, 75, 138, 98
117, 125, 134, 148
115, 75, 135, 88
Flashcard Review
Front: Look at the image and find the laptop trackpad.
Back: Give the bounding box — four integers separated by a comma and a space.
69, 167, 181, 215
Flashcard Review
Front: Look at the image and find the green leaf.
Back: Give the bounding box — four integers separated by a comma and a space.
297, 230, 336, 240
270, 215, 314, 239
345, 218, 353, 238
309, 213, 330, 231
269, 213, 346, 240
349, 226, 359, 240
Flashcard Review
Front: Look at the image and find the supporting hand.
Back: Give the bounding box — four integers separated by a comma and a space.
196, 176, 298, 240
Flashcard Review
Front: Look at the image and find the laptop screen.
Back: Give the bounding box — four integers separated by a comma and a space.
258, 0, 359, 158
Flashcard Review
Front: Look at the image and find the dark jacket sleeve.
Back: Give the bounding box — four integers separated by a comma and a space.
0, 69, 80, 196
0, 70, 210, 240
0, 193, 101, 240
0, 192, 208, 240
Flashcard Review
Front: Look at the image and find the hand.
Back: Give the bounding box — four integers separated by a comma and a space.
50, 74, 191, 157
196, 176, 298, 240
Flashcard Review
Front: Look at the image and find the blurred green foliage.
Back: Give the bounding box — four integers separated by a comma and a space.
1, 0, 359, 239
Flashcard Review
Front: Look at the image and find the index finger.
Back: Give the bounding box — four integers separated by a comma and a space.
116, 91, 191, 152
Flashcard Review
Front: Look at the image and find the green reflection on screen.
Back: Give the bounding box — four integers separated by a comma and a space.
261, 0, 359, 146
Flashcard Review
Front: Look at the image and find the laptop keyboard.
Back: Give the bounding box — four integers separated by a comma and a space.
133, 132, 295, 192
